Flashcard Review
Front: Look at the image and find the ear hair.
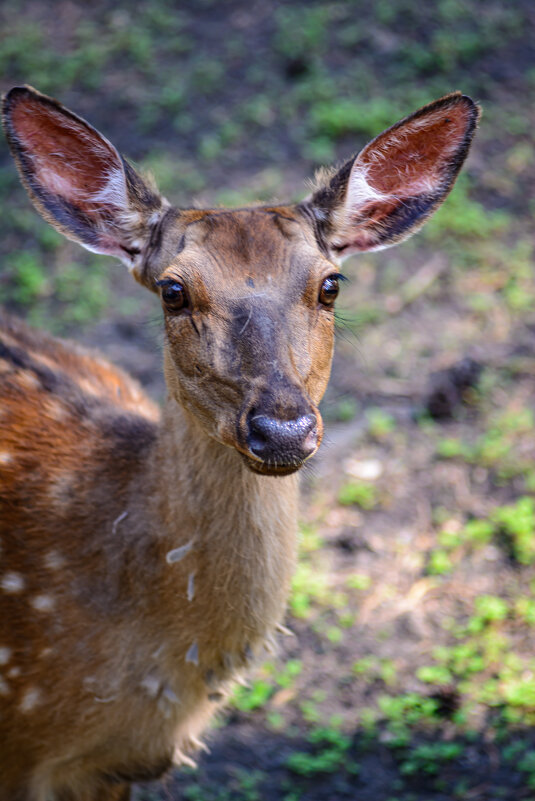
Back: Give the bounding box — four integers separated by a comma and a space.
2, 85, 169, 278
302, 92, 480, 260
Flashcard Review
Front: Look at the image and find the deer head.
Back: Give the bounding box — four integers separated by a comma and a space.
2, 87, 479, 476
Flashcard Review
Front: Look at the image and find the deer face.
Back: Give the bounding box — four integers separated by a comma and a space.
152, 208, 336, 474
2, 86, 479, 475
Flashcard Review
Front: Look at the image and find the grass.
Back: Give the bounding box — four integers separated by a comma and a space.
338, 480, 378, 510
286, 726, 355, 777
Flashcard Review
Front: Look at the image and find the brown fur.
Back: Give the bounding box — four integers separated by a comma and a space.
0, 87, 479, 800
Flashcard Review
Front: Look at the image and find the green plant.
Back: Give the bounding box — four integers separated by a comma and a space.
338, 481, 378, 509
309, 97, 404, 142
377, 693, 441, 747
353, 656, 397, 686
346, 574, 372, 591
424, 175, 510, 242
518, 750, 535, 789
290, 561, 329, 618
276, 659, 303, 689
399, 742, 462, 776
515, 598, 535, 626
274, 6, 330, 60
8, 251, 48, 305
417, 665, 454, 685
472, 595, 509, 625
323, 397, 358, 423
492, 497, 535, 565
462, 519, 494, 545
232, 677, 274, 712
427, 549, 454, 576
286, 725, 353, 777
378, 693, 440, 726
366, 408, 396, 439
229, 768, 265, 801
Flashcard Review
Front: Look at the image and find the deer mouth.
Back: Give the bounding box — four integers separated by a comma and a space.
240, 453, 306, 477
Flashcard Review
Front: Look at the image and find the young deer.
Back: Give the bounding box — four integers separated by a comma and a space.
0, 86, 479, 801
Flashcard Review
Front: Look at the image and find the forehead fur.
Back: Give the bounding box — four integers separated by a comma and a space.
175, 207, 318, 277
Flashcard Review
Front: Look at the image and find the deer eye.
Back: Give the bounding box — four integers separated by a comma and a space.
319, 275, 340, 307
159, 281, 189, 313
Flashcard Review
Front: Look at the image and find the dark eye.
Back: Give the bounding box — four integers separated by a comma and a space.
319, 275, 340, 307
160, 281, 189, 313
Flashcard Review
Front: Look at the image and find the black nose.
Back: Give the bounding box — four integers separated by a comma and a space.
247, 413, 318, 464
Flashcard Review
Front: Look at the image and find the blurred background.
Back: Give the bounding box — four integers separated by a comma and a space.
1, 1, 535, 798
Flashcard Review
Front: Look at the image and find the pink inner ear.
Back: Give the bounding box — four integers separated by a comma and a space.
11, 98, 122, 205
360, 101, 472, 197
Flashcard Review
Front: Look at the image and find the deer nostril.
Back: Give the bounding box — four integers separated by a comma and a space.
247, 413, 318, 462
248, 428, 268, 455
303, 426, 318, 453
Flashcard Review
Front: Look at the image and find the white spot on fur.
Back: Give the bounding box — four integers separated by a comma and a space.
166, 540, 194, 564
16, 371, 40, 391
31, 595, 56, 612
45, 398, 68, 423
39, 648, 53, 659
82, 675, 119, 703
238, 307, 253, 335
78, 377, 100, 397
7, 666, 20, 678
140, 674, 161, 699
112, 510, 128, 535
44, 551, 65, 571
1, 572, 25, 594
20, 686, 41, 712
162, 684, 179, 705
157, 684, 180, 718
187, 571, 195, 602
0, 647, 11, 665
185, 641, 199, 666
48, 473, 77, 508
0, 451, 12, 466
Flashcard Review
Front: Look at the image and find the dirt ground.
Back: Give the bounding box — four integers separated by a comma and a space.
1, 1, 535, 799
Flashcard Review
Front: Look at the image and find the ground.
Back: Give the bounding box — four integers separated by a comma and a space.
1, 1, 535, 798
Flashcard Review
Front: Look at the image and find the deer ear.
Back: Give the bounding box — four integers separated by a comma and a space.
305, 92, 480, 261
2, 85, 168, 277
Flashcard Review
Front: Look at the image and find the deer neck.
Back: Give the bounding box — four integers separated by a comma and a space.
144, 397, 300, 661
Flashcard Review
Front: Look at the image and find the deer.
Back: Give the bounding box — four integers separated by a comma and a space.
0, 85, 479, 800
